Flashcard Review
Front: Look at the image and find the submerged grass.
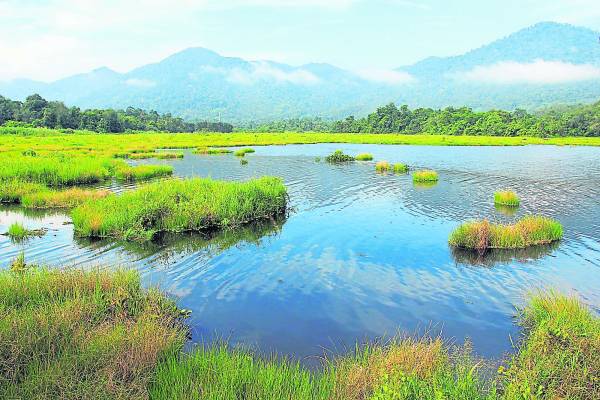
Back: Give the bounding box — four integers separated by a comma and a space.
355, 153, 373, 161
1, 264, 598, 399
449, 215, 563, 251
412, 170, 439, 183
494, 191, 520, 207
71, 177, 288, 241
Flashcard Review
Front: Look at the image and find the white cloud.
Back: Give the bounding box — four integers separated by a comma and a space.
457, 60, 600, 84
226, 63, 320, 85
355, 68, 415, 84
124, 78, 156, 88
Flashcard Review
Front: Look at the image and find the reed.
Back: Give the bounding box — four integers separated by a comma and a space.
448, 216, 563, 250
375, 161, 391, 172
71, 177, 288, 241
355, 153, 373, 161
413, 170, 439, 182
494, 191, 520, 207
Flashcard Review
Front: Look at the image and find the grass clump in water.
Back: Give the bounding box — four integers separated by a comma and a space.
449, 215, 563, 251
71, 177, 288, 241
355, 153, 373, 161
4, 222, 46, 241
393, 163, 409, 173
234, 148, 256, 157
0, 266, 187, 399
375, 161, 391, 172
114, 164, 173, 182
412, 170, 439, 183
194, 148, 233, 155
325, 150, 354, 163
494, 191, 520, 207
500, 291, 600, 400
0, 180, 48, 203
240, 159, 249, 165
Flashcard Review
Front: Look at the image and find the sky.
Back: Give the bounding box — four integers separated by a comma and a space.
1, 0, 600, 82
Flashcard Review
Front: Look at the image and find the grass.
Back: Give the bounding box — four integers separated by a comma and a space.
412, 170, 439, 183
0, 265, 597, 399
7, 222, 28, 240
0, 154, 113, 186
240, 158, 249, 165
114, 164, 173, 182
234, 148, 256, 157
193, 148, 233, 155
500, 291, 600, 400
0, 180, 48, 203
449, 215, 563, 251
0, 266, 187, 399
128, 152, 184, 160
71, 177, 288, 241
393, 163, 409, 173
494, 191, 520, 207
375, 161, 391, 172
355, 153, 373, 161
21, 188, 112, 209
326, 150, 354, 163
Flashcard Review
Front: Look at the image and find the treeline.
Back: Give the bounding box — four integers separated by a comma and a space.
0, 94, 233, 133
245, 101, 600, 137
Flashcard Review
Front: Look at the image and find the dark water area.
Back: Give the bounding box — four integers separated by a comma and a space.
2, 144, 600, 364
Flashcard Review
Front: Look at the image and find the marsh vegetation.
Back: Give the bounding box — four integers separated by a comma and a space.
494, 191, 520, 207
413, 170, 439, 183
449, 216, 563, 251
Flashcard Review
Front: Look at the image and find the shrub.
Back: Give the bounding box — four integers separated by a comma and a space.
325, 150, 354, 163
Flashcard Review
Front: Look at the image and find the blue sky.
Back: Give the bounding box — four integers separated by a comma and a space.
1, 0, 599, 82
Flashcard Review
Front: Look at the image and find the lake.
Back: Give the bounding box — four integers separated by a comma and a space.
1, 143, 599, 364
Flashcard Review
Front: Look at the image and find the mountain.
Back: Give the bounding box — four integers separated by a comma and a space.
1, 22, 599, 122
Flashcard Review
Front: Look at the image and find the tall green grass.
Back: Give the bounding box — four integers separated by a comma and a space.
7, 222, 28, 240
0, 267, 186, 399
0, 180, 111, 208
500, 291, 600, 400
393, 163, 409, 173
494, 191, 520, 207
0, 154, 113, 186
71, 177, 288, 241
449, 216, 563, 250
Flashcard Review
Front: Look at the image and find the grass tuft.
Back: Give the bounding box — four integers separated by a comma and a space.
494, 191, 520, 207
375, 161, 391, 172
71, 177, 288, 241
393, 163, 409, 173
355, 153, 373, 161
412, 170, 439, 183
449, 215, 563, 251
325, 150, 354, 163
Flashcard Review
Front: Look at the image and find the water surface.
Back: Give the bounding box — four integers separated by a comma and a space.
2, 144, 600, 362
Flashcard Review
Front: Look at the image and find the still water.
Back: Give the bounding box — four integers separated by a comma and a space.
1, 144, 600, 362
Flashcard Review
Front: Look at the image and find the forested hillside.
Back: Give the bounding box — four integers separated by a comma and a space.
0, 94, 233, 133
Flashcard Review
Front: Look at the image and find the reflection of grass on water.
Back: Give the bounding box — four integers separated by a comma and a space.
413, 181, 438, 190
495, 203, 519, 216
451, 241, 559, 267
74, 217, 286, 263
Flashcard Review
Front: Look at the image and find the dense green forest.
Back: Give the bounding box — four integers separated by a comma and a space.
0, 94, 233, 133
244, 100, 600, 137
